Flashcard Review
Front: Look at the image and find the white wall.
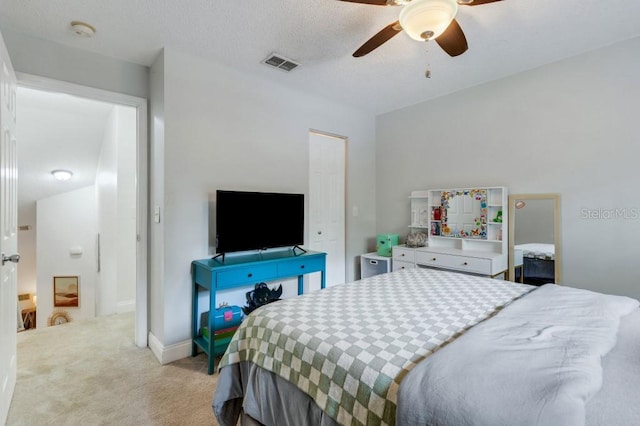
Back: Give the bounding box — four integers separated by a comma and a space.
376, 37, 640, 299
1, 29, 148, 99
149, 51, 165, 344
115, 106, 137, 313
149, 48, 377, 356
96, 107, 118, 316
95, 105, 137, 316
36, 186, 97, 328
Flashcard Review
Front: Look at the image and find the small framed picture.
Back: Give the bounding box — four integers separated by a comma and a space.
53, 276, 79, 307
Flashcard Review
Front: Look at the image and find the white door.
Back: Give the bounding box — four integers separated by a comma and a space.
0, 31, 18, 424
309, 131, 346, 287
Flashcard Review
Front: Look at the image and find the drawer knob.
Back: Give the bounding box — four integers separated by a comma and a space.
432, 257, 437, 261
462, 262, 468, 266
300, 265, 305, 269
401, 253, 405, 257
248, 273, 253, 277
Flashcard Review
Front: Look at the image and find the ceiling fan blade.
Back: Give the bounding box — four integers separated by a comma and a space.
353, 21, 402, 57
458, 0, 502, 6
338, 0, 390, 5
435, 19, 468, 57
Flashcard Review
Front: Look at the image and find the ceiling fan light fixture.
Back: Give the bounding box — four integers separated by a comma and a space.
399, 0, 458, 41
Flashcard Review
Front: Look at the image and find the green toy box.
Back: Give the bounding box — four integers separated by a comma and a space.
376, 234, 399, 257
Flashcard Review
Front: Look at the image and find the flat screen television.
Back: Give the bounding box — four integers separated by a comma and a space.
216, 190, 304, 256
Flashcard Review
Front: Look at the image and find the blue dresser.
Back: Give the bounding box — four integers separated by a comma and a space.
191, 249, 327, 374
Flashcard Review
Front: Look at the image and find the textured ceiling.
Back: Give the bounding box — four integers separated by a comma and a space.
1, 0, 639, 114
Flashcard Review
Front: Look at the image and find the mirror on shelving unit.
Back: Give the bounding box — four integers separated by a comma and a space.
440, 189, 488, 239
508, 193, 561, 285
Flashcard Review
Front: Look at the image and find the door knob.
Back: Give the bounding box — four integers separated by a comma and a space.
2, 253, 20, 265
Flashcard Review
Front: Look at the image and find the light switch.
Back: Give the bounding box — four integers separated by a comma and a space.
154, 206, 161, 223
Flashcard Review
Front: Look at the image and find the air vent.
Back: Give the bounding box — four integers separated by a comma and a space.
262, 53, 299, 72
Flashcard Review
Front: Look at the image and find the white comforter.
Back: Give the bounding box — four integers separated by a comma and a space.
397, 284, 639, 426
515, 243, 555, 259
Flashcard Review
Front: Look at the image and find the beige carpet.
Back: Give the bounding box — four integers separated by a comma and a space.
7, 312, 220, 425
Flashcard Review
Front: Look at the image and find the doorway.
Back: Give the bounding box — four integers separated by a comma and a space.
16, 74, 148, 347
308, 131, 346, 287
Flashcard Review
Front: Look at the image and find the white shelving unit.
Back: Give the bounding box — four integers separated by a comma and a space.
393, 187, 508, 277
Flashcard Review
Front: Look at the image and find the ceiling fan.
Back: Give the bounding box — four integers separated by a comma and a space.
340, 0, 502, 58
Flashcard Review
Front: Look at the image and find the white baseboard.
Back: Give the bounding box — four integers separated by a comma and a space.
117, 300, 135, 314
148, 331, 192, 365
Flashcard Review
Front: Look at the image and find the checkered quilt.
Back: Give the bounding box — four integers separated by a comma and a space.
219, 268, 534, 426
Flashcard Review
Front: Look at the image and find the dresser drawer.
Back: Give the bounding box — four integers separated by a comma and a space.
415, 251, 442, 267
415, 252, 491, 275
278, 256, 325, 276
441, 255, 490, 274
392, 246, 415, 263
217, 264, 278, 288
392, 260, 416, 272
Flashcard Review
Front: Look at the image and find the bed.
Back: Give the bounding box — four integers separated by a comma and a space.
514, 242, 555, 284
213, 268, 640, 426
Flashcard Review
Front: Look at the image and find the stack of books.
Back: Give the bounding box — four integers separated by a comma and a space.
200, 324, 238, 341
200, 324, 239, 355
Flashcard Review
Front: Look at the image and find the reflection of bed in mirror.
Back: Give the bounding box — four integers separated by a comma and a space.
508, 194, 561, 285
514, 242, 555, 285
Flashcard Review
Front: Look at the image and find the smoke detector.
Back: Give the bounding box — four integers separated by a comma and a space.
70, 21, 96, 38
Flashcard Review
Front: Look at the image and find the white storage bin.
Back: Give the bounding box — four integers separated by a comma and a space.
360, 252, 392, 279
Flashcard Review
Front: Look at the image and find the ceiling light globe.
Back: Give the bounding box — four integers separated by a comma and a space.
399, 0, 458, 41
51, 170, 73, 181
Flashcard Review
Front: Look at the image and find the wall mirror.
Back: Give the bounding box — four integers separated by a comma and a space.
508, 193, 561, 285
440, 189, 487, 239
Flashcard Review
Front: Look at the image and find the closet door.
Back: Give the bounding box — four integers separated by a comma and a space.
309, 131, 346, 287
